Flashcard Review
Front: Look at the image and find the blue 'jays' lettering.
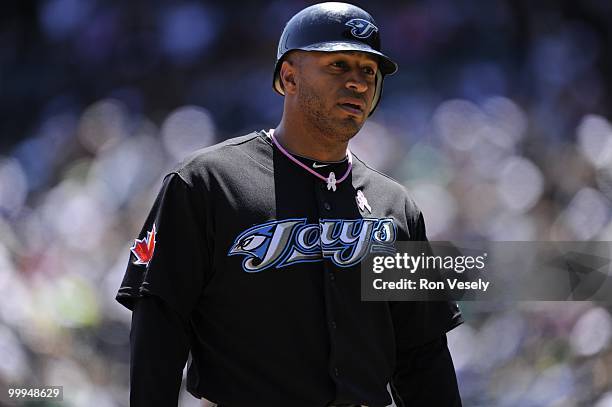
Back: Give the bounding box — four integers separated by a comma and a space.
228, 218, 396, 272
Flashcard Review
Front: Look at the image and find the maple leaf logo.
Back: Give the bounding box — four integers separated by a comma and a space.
131, 224, 156, 266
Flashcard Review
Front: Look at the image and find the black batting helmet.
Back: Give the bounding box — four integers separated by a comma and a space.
273, 2, 398, 116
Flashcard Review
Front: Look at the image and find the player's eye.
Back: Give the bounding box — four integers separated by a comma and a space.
331, 61, 348, 69
363, 66, 376, 76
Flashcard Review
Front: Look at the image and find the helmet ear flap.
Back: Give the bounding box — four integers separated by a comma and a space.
273, 57, 287, 96
368, 70, 383, 117
274, 61, 286, 95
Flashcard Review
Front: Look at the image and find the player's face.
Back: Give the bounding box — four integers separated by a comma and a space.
294, 51, 378, 141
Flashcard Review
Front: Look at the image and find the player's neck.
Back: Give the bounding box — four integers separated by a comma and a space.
273, 120, 349, 162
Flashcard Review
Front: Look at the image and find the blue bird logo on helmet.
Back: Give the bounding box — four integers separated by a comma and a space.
345, 18, 378, 39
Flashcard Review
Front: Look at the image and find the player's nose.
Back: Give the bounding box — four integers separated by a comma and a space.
345, 71, 368, 93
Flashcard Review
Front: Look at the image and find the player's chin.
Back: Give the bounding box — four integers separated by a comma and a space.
335, 108, 366, 126
334, 117, 363, 138
344, 113, 366, 129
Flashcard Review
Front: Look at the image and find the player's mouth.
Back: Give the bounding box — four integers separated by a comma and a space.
338, 99, 365, 116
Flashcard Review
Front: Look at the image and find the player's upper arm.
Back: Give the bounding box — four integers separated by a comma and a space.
115, 172, 208, 322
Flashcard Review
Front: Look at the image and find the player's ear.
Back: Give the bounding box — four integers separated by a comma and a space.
280, 59, 298, 95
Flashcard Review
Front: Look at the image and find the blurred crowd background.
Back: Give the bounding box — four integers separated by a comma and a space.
2, 0, 612, 406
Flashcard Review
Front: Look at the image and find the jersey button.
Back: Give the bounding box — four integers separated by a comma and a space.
333, 367, 339, 376
323, 202, 331, 211
331, 321, 337, 329
329, 273, 335, 281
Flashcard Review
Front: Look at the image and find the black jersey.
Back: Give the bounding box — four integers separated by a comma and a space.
116, 131, 463, 407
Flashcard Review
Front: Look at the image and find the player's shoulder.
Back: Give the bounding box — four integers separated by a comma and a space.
352, 153, 421, 216
171, 131, 268, 185
179, 131, 264, 165
352, 154, 401, 186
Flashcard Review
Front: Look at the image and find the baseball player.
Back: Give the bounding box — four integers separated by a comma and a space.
116, 2, 463, 406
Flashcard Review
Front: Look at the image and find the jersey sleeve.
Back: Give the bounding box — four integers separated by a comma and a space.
115, 172, 207, 321
391, 209, 464, 348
